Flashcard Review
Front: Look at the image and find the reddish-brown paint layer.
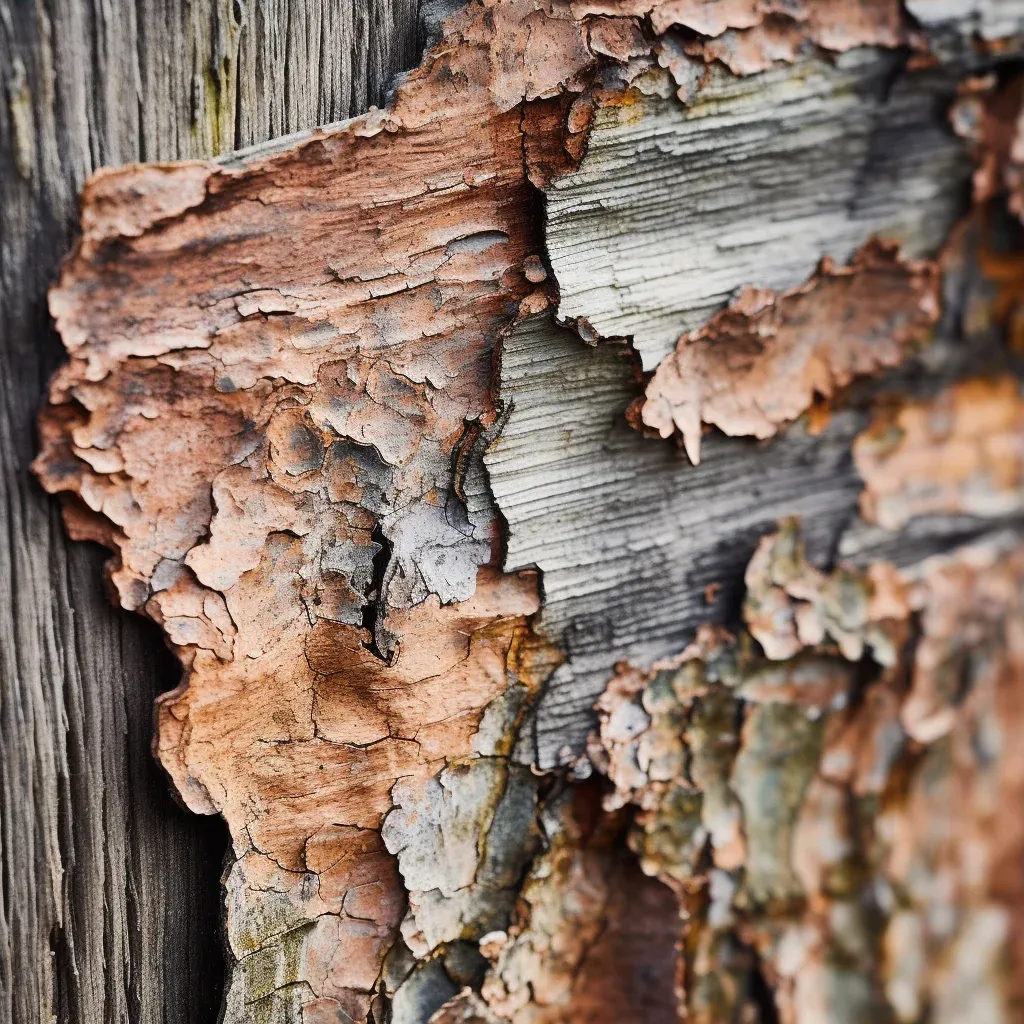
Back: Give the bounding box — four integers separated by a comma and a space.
637, 241, 939, 464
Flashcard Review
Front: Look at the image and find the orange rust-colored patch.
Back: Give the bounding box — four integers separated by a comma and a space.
952, 74, 1024, 214
854, 376, 1024, 531
949, 75, 1024, 347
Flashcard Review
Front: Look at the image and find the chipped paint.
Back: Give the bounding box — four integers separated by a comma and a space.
854, 377, 1024, 531
638, 242, 940, 463
544, 50, 968, 369
34, 0, 594, 1015
589, 523, 1024, 1023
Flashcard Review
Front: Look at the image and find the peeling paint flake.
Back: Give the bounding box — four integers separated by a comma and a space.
638, 241, 940, 463
854, 376, 1024, 530
34, 1, 594, 1017
588, 522, 1024, 1023
545, 48, 967, 368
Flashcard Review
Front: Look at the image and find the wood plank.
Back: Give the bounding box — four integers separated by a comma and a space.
12, 1, 1024, 1021
0, 2, 422, 1020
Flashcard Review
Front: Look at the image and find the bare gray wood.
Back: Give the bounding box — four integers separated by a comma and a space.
487, 304, 1019, 769
0, 2, 422, 1022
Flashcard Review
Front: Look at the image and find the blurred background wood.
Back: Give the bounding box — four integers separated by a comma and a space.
0, 3, 423, 1020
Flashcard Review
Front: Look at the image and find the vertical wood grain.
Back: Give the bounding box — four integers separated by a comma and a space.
0, 2, 422, 1020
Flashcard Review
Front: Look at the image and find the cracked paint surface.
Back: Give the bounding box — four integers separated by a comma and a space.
31, 0, 1024, 1021
36, 0, 587, 1014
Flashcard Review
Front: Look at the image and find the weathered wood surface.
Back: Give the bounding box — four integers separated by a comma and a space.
545, 48, 967, 369
907, 0, 1024, 39
0, 3, 423, 1022
17, 0, 1024, 1022
490, 36, 1024, 769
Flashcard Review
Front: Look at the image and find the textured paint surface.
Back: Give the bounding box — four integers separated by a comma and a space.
28, 1, 1024, 1023
590, 522, 1024, 1024
638, 241, 940, 463
34, 3, 598, 1018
